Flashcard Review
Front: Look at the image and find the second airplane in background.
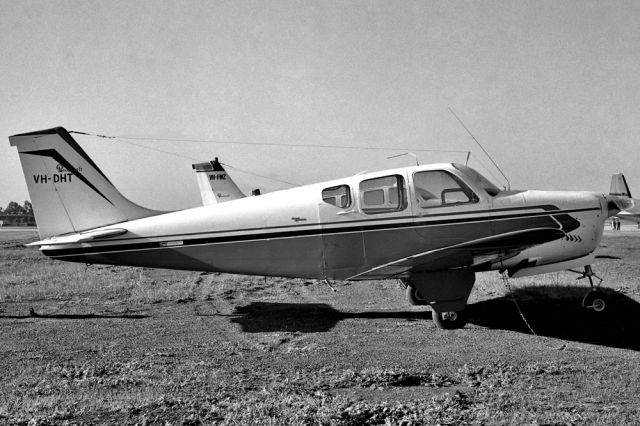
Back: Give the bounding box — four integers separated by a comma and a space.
192, 158, 249, 205
610, 173, 640, 226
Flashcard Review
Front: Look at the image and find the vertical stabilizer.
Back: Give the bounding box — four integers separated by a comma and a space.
9, 127, 161, 238
192, 158, 245, 205
610, 173, 632, 198
606, 173, 633, 216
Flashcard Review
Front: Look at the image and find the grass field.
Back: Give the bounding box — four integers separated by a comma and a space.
1, 227, 639, 425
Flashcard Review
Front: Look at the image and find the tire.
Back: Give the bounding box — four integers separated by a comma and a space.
406, 284, 427, 306
432, 309, 467, 329
582, 291, 607, 312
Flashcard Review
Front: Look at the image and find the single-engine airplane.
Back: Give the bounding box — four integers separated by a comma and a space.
10, 127, 633, 328
192, 158, 246, 205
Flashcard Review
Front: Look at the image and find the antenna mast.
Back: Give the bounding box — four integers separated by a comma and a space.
387, 152, 419, 166
449, 108, 510, 190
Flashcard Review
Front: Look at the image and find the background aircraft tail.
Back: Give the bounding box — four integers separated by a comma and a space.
606, 173, 633, 216
192, 158, 245, 205
609, 173, 632, 198
9, 127, 161, 239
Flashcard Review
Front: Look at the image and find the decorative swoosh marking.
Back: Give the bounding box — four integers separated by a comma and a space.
23, 149, 113, 205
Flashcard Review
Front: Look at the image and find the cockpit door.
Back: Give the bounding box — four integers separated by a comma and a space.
410, 170, 493, 248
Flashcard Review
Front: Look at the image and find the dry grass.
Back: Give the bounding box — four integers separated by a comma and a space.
1, 228, 640, 424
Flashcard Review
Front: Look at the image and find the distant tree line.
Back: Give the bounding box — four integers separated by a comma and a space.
0, 201, 36, 226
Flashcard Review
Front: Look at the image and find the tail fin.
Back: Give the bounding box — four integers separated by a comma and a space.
9, 127, 161, 238
191, 158, 245, 205
606, 173, 634, 216
610, 173, 632, 198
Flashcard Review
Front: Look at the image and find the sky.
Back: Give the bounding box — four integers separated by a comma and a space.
1, 0, 640, 211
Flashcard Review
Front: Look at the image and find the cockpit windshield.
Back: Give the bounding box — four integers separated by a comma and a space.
452, 164, 501, 196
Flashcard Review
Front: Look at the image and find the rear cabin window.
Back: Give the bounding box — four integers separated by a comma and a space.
322, 185, 351, 208
413, 170, 478, 208
359, 175, 406, 214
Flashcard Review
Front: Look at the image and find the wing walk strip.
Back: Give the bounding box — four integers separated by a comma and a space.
41, 206, 597, 258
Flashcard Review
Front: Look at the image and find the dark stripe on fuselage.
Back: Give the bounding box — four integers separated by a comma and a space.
41, 206, 592, 258
41, 204, 580, 246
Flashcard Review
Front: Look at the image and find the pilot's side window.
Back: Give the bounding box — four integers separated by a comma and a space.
359, 175, 407, 214
322, 185, 351, 208
413, 171, 477, 208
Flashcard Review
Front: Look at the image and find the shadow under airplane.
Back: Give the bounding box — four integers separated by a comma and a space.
226, 302, 428, 334
467, 286, 640, 351
0, 307, 149, 320
227, 286, 640, 351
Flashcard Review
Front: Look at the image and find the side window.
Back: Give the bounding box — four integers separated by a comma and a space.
359, 175, 406, 214
322, 185, 351, 208
413, 171, 478, 208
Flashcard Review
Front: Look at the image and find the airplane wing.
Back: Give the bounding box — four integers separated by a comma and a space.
347, 227, 566, 280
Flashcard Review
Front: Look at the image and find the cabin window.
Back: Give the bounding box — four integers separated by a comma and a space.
359, 175, 406, 214
322, 185, 351, 208
452, 163, 500, 196
413, 170, 478, 208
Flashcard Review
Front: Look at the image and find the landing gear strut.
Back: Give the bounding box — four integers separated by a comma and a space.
569, 265, 607, 313
399, 275, 472, 330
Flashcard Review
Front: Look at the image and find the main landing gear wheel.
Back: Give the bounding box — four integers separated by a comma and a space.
432, 309, 467, 329
405, 284, 428, 306
582, 290, 607, 312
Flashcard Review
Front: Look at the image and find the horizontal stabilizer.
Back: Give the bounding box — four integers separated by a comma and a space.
27, 228, 128, 246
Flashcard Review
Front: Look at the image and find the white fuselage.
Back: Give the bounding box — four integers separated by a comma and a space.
37, 164, 607, 280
